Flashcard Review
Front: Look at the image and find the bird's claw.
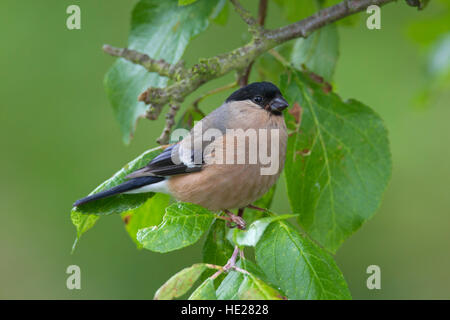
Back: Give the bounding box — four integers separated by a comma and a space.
230, 214, 246, 230
224, 210, 246, 230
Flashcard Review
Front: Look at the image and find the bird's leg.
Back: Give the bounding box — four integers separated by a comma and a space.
224, 209, 246, 230
215, 210, 246, 229
215, 212, 245, 229
247, 204, 267, 212
215, 215, 235, 224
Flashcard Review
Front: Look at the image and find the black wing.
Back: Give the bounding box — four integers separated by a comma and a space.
125, 144, 202, 179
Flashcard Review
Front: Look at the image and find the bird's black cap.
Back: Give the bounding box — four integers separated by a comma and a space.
226, 81, 282, 103
226, 81, 288, 114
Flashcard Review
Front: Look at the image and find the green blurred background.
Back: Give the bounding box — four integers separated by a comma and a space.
0, 0, 448, 299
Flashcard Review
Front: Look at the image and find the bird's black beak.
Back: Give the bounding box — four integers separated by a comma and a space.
270, 96, 289, 113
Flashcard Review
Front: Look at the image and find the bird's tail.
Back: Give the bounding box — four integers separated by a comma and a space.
73, 176, 165, 207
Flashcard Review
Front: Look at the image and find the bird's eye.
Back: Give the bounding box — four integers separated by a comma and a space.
253, 96, 263, 104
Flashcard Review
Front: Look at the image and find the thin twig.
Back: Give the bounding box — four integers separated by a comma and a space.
205, 263, 223, 270
210, 255, 250, 279
237, 62, 253, 88
233, 266, 250, 275
264, 0, 395, 42
223, 246, 240, 271
210, 245, 240, 279
257, 0, 268, 26
210, 269, 224, 280
102, 45, 185, 79
268, 48, 289, 66
156, 101, 180, 145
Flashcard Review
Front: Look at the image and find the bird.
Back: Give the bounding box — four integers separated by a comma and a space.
73, 82, 288, 226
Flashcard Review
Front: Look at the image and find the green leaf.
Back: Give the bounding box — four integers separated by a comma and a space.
239, 258, 271, 283
201, 219, 234, 284
255, 43, 292, 84
137, 203, 215, 253
203, 219, 234, 268
178, 0, 198, 6
282, 70, 392, 252
216, 259, 278, 300
154, 263, 210, 300
231, 214, 296, 247
243, 184, 278, 225
291, 24, 339, 82
414, 33, 450, 109
427, 33, 450, 78
121, 193, 170, 248
71, 146, 163, 249
70, 213, 99, 253
237, 275, 285, 300
189, 278, 217, 300
273, 1, 339, 83
273, 0, 317, 22
211, 0, 229, 26
405, 0, 430, 10
252, 184, 276, 209
72, 146, 163, 216
217, 264, 285, 300
255, 221, 351, 300
407, 1, 450, 47
74, 194, 152, 217
216, 269, 244, 300
105, 0, 222, 143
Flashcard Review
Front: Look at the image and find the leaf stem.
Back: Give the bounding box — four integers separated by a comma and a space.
210, 245, 242, 279
223, 245, 240, 271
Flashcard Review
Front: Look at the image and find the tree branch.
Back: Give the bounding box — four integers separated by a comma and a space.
265, 0, 395, 42
104, 0, 396, 143
156, 101, 180, 145
102, 45, 186, 79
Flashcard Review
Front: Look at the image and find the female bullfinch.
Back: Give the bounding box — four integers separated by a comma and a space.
74, 82, 289, 214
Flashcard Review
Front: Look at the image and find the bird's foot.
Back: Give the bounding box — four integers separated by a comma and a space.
224, 209, 246, 230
